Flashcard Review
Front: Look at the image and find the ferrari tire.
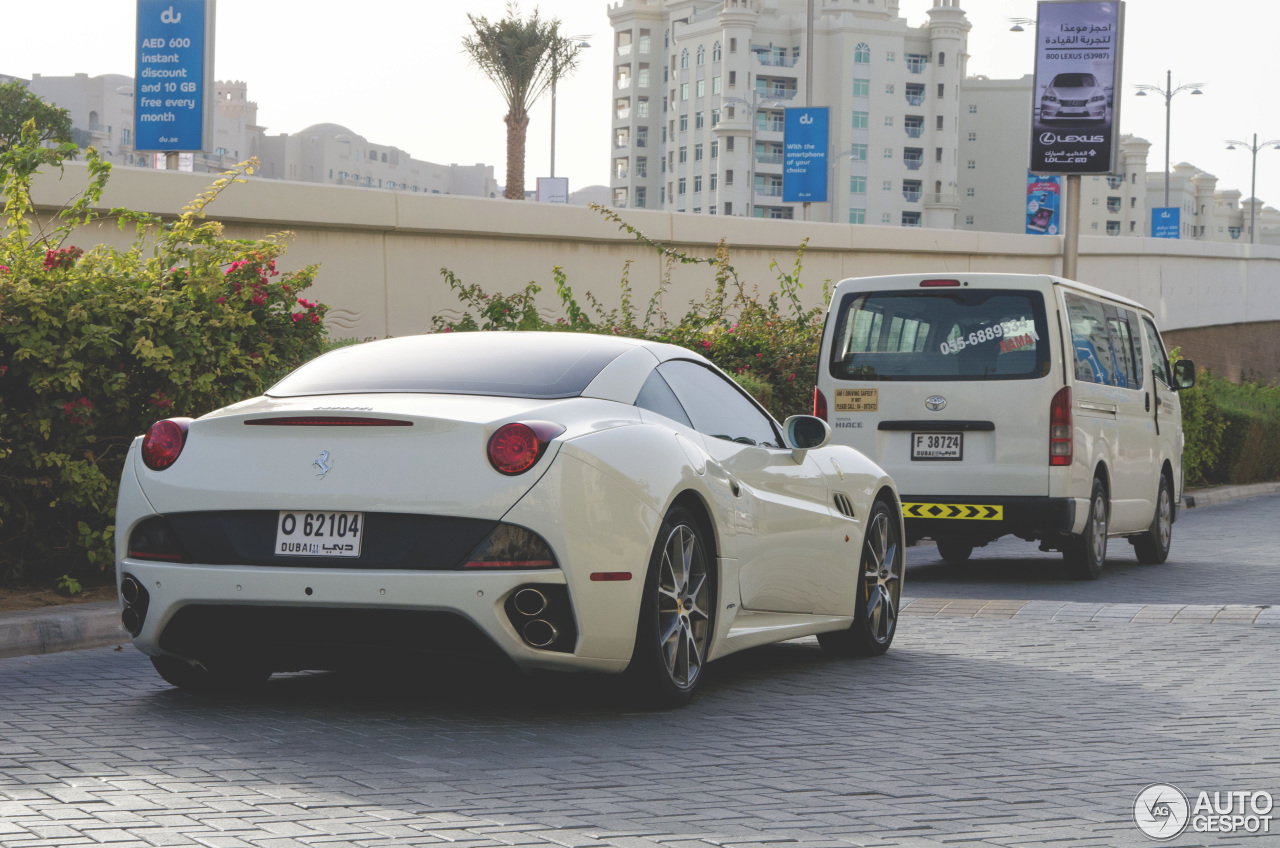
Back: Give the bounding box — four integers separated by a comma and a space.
626, 506, 714, 708
151, 655, 272, 694
818, 499, 903, 658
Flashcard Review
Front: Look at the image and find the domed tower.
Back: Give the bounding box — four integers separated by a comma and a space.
924, 0, 969, 228
714, 0, 761, 216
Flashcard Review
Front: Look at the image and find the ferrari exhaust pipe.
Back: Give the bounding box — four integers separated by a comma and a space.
513, 588, 548, 617
120, 575, 142, 605
522, 619, 558, 648
122, 607, 142, 636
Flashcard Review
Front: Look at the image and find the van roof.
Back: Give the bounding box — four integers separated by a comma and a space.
830, 273, 1149, 313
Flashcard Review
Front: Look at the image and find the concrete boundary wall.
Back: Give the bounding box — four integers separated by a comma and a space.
22, 163, 1280, 340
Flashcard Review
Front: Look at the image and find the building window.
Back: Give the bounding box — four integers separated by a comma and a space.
711, 108, 720, 126
852, 111, 868, 129
937, 116, 944, 130
661, 157, 666, 173
905, 83, 924, 105
886, 51, 896, 62
966, 187, 975, 197
713, 42, 722, 62
884, 148, 894, 159
730, 38, 737, 53
1130, 221, 1136, 232
882, 180, 892, 191
696, 79, 705, 98
937, 83, 945, 98
1091, 222, 1099, 229
1106, 197, 1122, 213
905, 53, 929, 73
681, 83, 689, 100
724, 202, 732, 214
725, 137, 734, 151
635, 187, 647, 207
969, 104, 978, 113
725, 169, 733, 185
936, 147, 943, 162
854, 42, 870, 63
1107, 221, 1121, 235
614, 188, 629, 207
695, 143, 703, 161
851, 143, 867, 160
710, 174, 717, 190
902, 211, 922, 227
697, 45, 705, 65
852, 79, 870, 97
712, 76, 721, 94
638, 68, 650, 88
965, 215, 974, 225
680, 48, 689, 68
882, 212, 892, 223
850, 175, 866, 193
1091, 197, 1099, 205
695, 111, 704, 129
884, 116, 894, 127
680, 114, 688, 131
661, 125, 667, 143
1131, 197, 1137, 208
638, 31, 650, 53
849, 208, 866, 224
886, 84, 895, 94
967, 132, 976, 142
637, 98, 650, 118
938, 52, 946, 67
967, 160, 975, 169
711, 140, 718, 158
694, 175, 703, 192
678, 177, 687, 195
636, 157, 647, 177
728, 71, 736, 87
679, 146, 687, 163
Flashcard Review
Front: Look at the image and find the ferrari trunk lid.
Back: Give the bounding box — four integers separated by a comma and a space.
134, 394, 572, 519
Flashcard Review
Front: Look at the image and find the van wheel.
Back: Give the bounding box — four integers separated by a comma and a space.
936, 537, 973, 563
1064, 477, 1108, 580
1133, 475, 1173, 564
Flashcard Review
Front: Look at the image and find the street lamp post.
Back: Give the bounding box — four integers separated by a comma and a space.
550, 37, 590, 179
1225, 133, 1280, 244
1134, 70, 1205, 208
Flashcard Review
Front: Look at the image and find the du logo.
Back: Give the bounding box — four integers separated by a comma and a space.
160, 5, 182, 23
799, 113, 814, 124
1160, 211, 1171, 218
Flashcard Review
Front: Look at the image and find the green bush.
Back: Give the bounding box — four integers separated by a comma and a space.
433, 205, 826, 422
1176, 368, 1280, 487
0, 124, 328, 583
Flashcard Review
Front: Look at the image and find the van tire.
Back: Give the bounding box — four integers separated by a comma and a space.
1064, 477, 1108, 580
1133, 474, 1173, 565
935, 537, 973, 563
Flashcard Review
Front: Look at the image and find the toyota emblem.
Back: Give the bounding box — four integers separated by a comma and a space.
925, 396, 947, 411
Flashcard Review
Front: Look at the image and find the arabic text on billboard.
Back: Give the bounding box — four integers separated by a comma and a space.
1029, 1, 1124, 175
135, 0, 212, 152
1152, 207, 1180, 239
783, 107, 828, 203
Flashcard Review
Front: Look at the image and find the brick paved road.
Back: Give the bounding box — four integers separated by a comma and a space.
3, 616, 1276, 847
906, 494, 1280, 604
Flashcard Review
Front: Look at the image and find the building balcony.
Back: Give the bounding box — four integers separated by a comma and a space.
904, 126, 924, 138
616, 107, 631, 120
617, 43, 632, 57
753, 50, 798, 68
617, 78, 632, 90
755, 120, 785, 133
923, 193, 962, 208
903, 191, 921, 203
756, 87, 797, 100
903, 159, 923, 171
755, 185, 783, 197
905, 95, 924, 106
755, 152, 784, 165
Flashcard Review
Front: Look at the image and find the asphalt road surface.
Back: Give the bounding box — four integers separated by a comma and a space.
906, 493, 1280, 605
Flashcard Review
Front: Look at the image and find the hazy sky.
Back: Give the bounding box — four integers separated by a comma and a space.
5, 0, 1276, 211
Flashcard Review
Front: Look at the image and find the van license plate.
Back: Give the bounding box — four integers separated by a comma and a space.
275, 511, 363, 557
912, 433, 962, 461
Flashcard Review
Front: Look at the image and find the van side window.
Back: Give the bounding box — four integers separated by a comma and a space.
1125, 310, 1145, 385
1141, 317, 1171, 386
1104, 306, 1141, 390
1064, 293, 1118, 386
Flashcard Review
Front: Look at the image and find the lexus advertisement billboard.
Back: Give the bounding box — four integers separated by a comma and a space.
1029, 1, 1124, 175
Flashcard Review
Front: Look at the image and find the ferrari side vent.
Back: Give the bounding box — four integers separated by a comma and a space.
245, 417, 412, 427
833, 493, 856, 518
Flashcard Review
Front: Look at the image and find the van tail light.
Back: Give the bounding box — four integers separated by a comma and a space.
1049, 387, 1072, 466
814, 388, 828, 421
919, 279, 961, 287
487, 421, 565, 475
141, 418, 193, 471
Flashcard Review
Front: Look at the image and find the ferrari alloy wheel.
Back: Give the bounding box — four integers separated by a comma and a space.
150, 655, 272, 694
819, 499, 903, 657
628, 506, 714, 707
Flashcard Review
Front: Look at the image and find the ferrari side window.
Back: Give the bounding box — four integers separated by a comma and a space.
657, 360, 781, 448
635, 371, 693, 428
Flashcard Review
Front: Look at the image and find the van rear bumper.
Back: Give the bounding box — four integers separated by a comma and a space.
901, 495, 1077, 544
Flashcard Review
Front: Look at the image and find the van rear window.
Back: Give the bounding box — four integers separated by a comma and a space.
829, 289, 1050, 381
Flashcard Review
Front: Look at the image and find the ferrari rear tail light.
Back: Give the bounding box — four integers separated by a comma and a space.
814, 387, 828, 421
919, 279, 961, 287
128, 516, 189, 562
1049, 386, 1072, 466
462, 523, 558, 569
487, 421, 564, 475
141, 418, 192, 470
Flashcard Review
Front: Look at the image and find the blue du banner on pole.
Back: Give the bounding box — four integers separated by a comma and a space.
783, 107, 828, 203
135, 0, 211, 152
1152, 207, 1180, 239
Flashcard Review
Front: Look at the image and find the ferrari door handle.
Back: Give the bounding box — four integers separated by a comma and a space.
729, 477, 741, 497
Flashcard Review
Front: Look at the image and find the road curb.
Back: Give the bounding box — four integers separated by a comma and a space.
901, 597, 1280, 625
1184, 481, 1280, 508
0, 601, 125, 660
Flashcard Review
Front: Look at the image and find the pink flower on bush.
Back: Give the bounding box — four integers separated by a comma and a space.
0, 365, 7, 378
42, 247, 83, 271
216, 297, 226, 304
310, 314, 319, 324
756, 353, 763, 358
251, 294, 266, 306
787, 373, 796, 382
0, 265, 10, 274
291, 313, 303, 323
701, 340, 712, 348
149, 392, 173, 409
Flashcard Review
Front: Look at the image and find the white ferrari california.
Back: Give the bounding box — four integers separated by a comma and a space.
116, 332, 904, 706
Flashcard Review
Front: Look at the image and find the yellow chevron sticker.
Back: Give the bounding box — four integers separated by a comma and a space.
902, 502, 1004, 520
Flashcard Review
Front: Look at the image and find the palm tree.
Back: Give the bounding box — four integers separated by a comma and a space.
463, 4, 584, 200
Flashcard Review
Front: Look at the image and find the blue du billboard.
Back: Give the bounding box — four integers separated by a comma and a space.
1152, 207, 1180, 239
135, 0, 215, 152
783, 107, 828, 203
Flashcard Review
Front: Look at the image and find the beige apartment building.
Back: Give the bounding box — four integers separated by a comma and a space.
607, 0, 970, 227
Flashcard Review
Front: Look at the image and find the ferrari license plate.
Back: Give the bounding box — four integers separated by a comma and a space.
275, 511, 363, 557
912, 432, 962, 461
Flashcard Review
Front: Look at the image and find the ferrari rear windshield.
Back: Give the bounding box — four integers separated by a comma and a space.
267, 333, 635, 399
829, 289, 1051, 381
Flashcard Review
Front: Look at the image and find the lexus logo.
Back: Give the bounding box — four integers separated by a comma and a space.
925, 396, 947, 411
1039, 132, 1056, 145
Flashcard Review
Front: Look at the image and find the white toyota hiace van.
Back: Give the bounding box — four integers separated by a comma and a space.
814, 273, 1196, 578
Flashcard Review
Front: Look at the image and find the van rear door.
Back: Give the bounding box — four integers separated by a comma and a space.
820, 277, 1058, 499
